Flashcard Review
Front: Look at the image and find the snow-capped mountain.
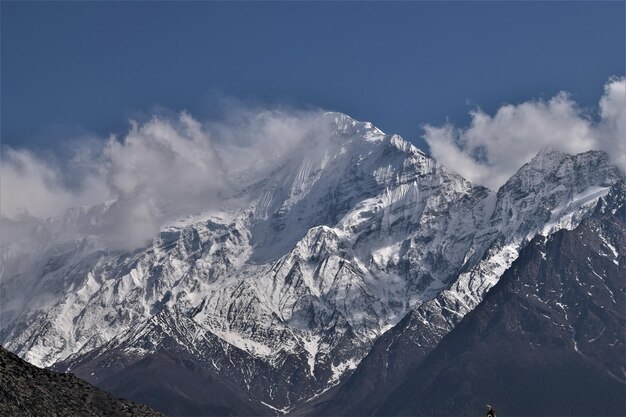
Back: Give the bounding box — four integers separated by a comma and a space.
1, 113, 622, 415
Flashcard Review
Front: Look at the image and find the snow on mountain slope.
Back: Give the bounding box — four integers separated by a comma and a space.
1, 113, 623, 413
434, 148, 621, 324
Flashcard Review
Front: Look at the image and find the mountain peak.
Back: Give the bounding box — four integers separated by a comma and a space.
527, 148, 609, 172
500, 148, 620, 196
319, 111, 386, 142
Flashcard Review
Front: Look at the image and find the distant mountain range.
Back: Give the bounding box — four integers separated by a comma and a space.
1, 113, 623, 416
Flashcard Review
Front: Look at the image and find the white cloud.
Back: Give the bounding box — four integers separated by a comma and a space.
0, 148, 109, 220
424, 77, 626, 190
2, 78, 623, 249
0, 107, 331, 250
598, 77, 626, 172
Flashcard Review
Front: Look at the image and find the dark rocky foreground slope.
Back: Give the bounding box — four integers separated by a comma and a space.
374, 207, 626, 416
0, 346, 164, 417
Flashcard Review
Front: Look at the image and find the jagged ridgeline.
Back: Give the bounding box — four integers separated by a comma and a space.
1, 113, 624, 416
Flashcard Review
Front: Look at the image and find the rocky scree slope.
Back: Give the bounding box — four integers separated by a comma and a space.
0, 346, 164, 417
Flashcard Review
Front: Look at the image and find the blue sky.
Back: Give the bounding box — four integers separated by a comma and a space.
1, 1, 624, 151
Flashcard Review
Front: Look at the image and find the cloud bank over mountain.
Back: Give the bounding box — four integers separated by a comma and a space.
424, 77, 626, 190
1, 108, 333, 249
1, 77, 623, 248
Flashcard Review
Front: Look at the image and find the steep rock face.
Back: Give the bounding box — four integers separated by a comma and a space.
1, 113, 623, 414
0, 346, 163, 417
377, 205, 625, 416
